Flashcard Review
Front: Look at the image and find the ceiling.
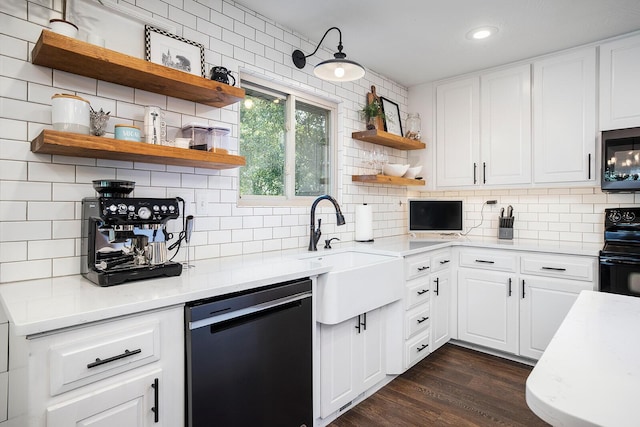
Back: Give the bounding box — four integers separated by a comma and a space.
235, 0, 640, 87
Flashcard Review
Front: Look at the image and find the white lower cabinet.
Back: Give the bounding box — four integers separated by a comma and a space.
6, 306, 184, 427
319, 307, 385, 419
430, 270, 452, 352
458, 268, 519, 354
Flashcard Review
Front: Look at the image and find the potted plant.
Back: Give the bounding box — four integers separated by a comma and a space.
360, 99, 386, 130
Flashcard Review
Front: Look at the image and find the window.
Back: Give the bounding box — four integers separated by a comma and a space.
239, 78, 336, 204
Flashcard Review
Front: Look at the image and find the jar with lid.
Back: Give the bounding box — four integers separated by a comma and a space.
404, 113, 421, 140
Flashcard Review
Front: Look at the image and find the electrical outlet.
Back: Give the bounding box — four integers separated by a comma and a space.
195, 191, 209, 215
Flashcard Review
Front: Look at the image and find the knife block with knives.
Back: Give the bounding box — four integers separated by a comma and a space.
499, 205, 514, 240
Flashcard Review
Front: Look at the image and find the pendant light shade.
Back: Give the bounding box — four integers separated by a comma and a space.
292, 27, 365, 82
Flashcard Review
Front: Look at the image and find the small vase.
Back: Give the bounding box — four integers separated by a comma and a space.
49, 19, 78, 38
367, 116, 377, 130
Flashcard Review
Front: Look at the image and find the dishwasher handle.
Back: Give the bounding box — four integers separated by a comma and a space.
188, 291, 311, 330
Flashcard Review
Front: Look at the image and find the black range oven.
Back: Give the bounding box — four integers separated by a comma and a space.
600, 207, 640, 296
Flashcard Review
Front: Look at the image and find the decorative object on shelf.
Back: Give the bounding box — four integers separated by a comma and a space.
89, 107, 110, 136
145, 25, 205, 77
181, 122, 230, 152
382, 163, 410, 177
360, 99, 385, 130
143, 106, 166, 145
380, 97, 403, 137
114, 124, 141, 142
291, 27, 365, 82
365, 150, 388, 174
403, 165, 422, 179
51, 93, 90, 135
48, 18, 78, 38
404, 113, 422, 140
210, 66, 236, 86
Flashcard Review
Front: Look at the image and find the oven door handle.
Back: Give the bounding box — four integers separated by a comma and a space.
600, 257, 640, 267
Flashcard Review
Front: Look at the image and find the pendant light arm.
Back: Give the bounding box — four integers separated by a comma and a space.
303, 27, 342, 59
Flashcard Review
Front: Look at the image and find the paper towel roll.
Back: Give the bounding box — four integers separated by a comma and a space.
355, 203, 374, 242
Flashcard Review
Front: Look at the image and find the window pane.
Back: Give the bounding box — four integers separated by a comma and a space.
239, 87, 287, 196
295, 101, 329, 196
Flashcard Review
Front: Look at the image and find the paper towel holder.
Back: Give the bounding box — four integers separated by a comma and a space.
355, 203, 374, 242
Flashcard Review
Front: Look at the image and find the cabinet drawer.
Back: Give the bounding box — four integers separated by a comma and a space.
430, 250, 452, 273
405, 276, 430, 310
459, 249, 517, 272
405, 305, 430, 339
405, 331, 430, 368
521, 254, 595, 281
405, 254, 431, 280
49, 319, 161, 396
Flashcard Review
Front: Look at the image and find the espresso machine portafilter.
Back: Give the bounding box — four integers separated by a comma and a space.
81, 180, 183, 287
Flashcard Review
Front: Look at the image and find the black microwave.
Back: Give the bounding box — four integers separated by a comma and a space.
602, 127, 640, 192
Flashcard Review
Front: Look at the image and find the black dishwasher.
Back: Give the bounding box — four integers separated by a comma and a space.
185, 278, 313, 427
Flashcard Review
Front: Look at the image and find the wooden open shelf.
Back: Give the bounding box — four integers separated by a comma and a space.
31, 30, 245, 108
351, 174, 425, 186
351, 129, 426, 150
31, 130, 246, 170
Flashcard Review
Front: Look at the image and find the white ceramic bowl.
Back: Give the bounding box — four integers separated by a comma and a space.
382, 163, 410, 177
403, 165, 423, 179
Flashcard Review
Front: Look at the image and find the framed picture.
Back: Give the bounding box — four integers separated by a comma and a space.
145, 25, 205, 77
380, 97, 403, 137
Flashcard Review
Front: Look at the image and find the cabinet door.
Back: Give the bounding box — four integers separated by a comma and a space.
480, 65, 531, 185
319, 317, 358, 418
600, 34, 640, 130
47, 369, 162, 427
533, 48, 596, 183
436, 77, 480, 187
359, 308, 386, 391
430, 270, 452, 352
519, 276, 592, 360
458, 269, 518, 354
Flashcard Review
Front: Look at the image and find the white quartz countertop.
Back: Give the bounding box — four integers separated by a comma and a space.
526, 291, 640, 426
0, 235, 601, 337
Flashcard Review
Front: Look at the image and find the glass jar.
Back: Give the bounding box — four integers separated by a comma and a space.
405, 113, 421, 140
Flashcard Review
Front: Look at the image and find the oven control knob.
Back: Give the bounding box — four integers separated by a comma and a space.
623, 211, 636, 222
108, 204, 117, 213
160, 205, 168, 212
609, 211, 622, 223
137, 206, 152, 220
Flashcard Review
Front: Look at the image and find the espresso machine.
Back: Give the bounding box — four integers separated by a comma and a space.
81, 180, 183, 286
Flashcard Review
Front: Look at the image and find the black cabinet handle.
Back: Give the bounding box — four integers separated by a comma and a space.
473, 163, 477, 184
483, 162, 487, 184
475, 259, 495, 264
417, 289, 429, 295
508, 278, 512, 297
362, 312, 367, 331
542, 266, 567, 272
434, 277, 440, 296
417, 343, 429, 352
151, 378, 159, 423
440, 260, 450, 265
87, 348, 142, 369
417, 316, 429, 324
588, 153, 591, 180
417, 266, 430, 271
355, 314, 361, 333
522, 279, 526, 299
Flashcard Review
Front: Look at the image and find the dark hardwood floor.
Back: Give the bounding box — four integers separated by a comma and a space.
329, 344, 549, 427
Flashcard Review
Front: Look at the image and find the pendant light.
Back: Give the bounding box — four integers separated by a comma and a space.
292, 27, 365, 82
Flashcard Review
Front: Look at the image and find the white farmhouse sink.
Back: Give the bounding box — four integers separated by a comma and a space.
298, 250, 404, 324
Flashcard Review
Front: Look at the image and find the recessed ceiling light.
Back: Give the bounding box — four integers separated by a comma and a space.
466, 26, 499, 40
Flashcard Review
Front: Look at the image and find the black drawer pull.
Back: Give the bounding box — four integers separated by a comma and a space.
417, 289, 429, 295
417, 343, 429, 352
417, 266, 430, 271
541, 266, 567, 272
87, 348, 142, 369
475, 259, 495, 264
151, 378, 159, 423
417, 316, 429, 324
440, 260, 450, 265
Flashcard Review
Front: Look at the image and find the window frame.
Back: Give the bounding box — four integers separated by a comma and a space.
238, 76, 338, 207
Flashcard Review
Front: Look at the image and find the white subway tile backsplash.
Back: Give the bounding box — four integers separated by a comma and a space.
0, 241, 26, 262
0, 201, 26, 221
1, 181, 51, 201
52, 183, 95, 201
28, 201, 75, 221
52, 220, 81, 239
0, 220, 50, 242
28, 238, 74, 259
0, 259, 51, 282
0, 160, 27, 180
29, 162, 76, 182
53, 256, 81, 277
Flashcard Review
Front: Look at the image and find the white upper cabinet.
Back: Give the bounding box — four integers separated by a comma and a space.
533, 47, 597, 184
600, 33, 640, 130
435, 65, 531, 188
436, 77, 480, 187
481, 65, 532, 186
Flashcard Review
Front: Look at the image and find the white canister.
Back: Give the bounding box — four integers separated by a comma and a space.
51, 94, 90, 134
143, 106, 166, 144
48, 19, 79, 38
